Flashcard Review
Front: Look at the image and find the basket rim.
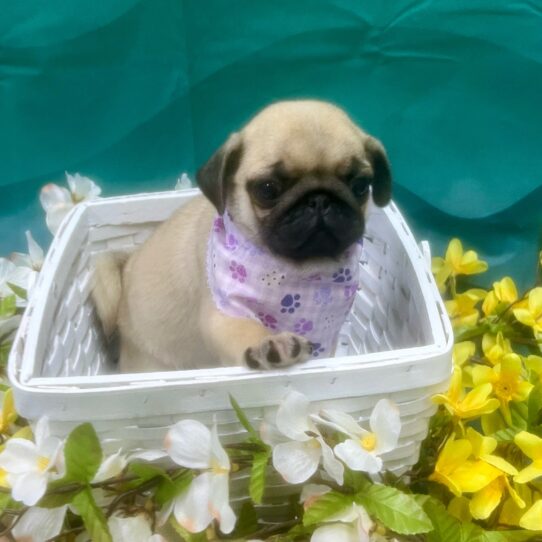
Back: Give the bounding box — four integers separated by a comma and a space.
8, 190, 453, 394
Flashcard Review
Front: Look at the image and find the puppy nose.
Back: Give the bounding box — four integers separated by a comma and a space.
307, 193, 331, 214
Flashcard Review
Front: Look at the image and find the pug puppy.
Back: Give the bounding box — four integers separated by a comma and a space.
92, 100, 392, 372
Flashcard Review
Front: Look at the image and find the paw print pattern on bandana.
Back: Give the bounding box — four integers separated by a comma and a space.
280, 294, 301, 314
332, 267, 352, 283
213, 216, 225, 232
229, 260, 247, 282
314, 286, 332, 306
225, 233, 239, 251
310, 342, 325, 357
258, 312, 278, 329
294, 318, 313, 335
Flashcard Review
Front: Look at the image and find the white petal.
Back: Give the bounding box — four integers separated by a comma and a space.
210, 425, 230, 471
33, 417, 51, 449
39, 184, 71, 212
0, 258, 16, 283
173, 472, 213, 533
210, 473, 236, 534
93, 450, 127, 482
25, 231, 44, 270
311, 523, 363, 542
7, 266, 33, 293
46, 203, 74, 234
165, 420, 211, 469
273, 440, 321, 484
9, 252, 32, 268
12, 505, 68, 542
276, 390, 314, 441
354, 504, 374, 536
127, 449, 168, 462
149, 536, 167, 542
108, 514, 153, 542
156, 499, 175, 527
318, 437, 344, 485
300, 484, 332, 505
334, 440, 382, 474
0, 439, 40, 473
260, 416, 287, 447
317, 410, 365, 439
11, 471, 48, 506
370, 399, 401, 454
66, 172, 101, 201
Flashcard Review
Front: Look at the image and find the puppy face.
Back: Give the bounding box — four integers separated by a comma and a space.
197, 100, 392, 260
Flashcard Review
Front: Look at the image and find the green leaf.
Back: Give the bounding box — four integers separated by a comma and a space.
229, 394, 258, 440
0, 296, 16, 318
230, 501, 259, 538
155, 471, 192, 506
0, 341, 12, 367
0, 492, 14, 515
423, 498, 462, 542
72, 488, 112, 542
356, 483, 433, 535
249, 449, 270, 504
39, 487, 83, 508
6, 283, 27, 301
528, 383, 542, 429
303, 491, 354, 526
63, 423, 103, 483
129, 462, 170, 483
169, 517, 207, 541
492, 426, 520, 443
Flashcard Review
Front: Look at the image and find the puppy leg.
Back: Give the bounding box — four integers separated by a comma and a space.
201, 301, 311, 369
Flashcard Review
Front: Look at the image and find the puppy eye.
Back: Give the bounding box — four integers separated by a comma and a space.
253, 179, 282, 203
351, 177, 371, 199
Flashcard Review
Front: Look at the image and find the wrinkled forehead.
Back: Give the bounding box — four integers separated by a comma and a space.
237, 106, 369, 179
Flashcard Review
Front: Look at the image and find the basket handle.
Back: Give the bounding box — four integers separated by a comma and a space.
419, 240, 432, 270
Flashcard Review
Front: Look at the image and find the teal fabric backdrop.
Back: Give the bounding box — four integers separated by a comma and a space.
1, 1, 541, 286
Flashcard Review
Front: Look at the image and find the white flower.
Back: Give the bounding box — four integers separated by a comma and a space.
108, 513, 166, 542
261, 390, 344, 485
175, 173, 192, 190
12, 505, 68, 542
94, 449, 127, 483
0, 417, 63, 505
311, 504, 374, 542
320, 399, 401, 474
0, 258, 32, 306
164, 420, 236, 534
40, 172, 101, 234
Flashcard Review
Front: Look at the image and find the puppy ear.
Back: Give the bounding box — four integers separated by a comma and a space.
365, 137, 392, 207
196, 133, 243, 214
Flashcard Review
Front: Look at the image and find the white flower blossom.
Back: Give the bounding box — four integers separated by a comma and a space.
164, 420, 236, 534
40, 172, 101, 234
108, 513, 166, 542
12, 505, 68, 542
0, 417, 63, 506
319, 399, 401, 474
261, 390, 344, 485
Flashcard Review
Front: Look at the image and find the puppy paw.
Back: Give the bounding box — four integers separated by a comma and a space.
244, 332, 312, 370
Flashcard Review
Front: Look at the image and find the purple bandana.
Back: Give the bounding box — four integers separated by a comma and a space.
206, 212, 362, 358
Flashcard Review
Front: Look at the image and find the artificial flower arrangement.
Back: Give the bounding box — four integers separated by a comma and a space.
0, 173, 540, 541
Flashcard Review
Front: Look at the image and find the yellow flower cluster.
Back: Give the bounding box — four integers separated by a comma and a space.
430, 241, 542, 530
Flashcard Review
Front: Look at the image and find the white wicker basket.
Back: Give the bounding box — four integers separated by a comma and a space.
8, 189, 452, 516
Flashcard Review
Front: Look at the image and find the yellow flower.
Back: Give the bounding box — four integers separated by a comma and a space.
520, 500, 542, 530
482, 277, 518, 316
526, 355, 542, 382
429, 436, 501, 496
433, 367, 499, 419
482, 332, 513, 366
452, 341, 476, 367
445, 289, 487, 329
0, 389, 16, 434
464, 428, 522, 520
470, 475, 525, 520
514, 431, 542, 484
513, 287, 542, 333
472, 354, 533, 424
499, 485, 536, 527
432, 239, 488, 291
